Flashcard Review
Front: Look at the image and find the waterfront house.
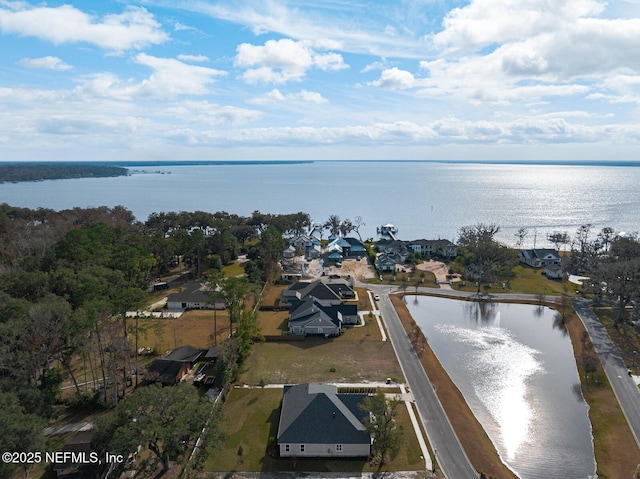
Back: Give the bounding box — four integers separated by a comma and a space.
277, 383, 371, 458
408, 239, 458, 258
519, 249, 561, 269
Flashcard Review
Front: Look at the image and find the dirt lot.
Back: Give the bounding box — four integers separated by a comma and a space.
310, 257, 377, 281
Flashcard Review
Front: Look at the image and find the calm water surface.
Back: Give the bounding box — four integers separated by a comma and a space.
1, 161, 639, 246
406, 295, 596, 479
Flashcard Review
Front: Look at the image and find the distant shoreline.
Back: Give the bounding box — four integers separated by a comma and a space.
0, 163, 128, 183
1, 159, 639, 168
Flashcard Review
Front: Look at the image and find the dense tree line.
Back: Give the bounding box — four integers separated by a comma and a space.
0, 203, 303, 477
0, 163, 127, 183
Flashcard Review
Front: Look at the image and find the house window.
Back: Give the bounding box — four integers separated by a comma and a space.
336, 444, 343, 452
285, 444, 290, 453
299, 444, 305, 452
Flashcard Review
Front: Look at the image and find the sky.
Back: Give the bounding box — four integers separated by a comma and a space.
1, 0, 639, 162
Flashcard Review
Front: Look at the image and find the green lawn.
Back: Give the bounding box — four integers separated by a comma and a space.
206, 387, 425, 473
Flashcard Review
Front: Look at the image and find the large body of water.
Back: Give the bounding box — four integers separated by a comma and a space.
1, 161, 639, 246
407, 295, 596, 479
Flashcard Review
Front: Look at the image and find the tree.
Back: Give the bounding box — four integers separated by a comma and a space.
0, 392, 46, 478
514, 227, 528, 249
220, 276, 250, 337
352, 216, 366, 241
359, 392, 403, 467
324, 215, 342, 238
457, 223, 517, 294
92, 384, 220, 476
548, 231, 570, 252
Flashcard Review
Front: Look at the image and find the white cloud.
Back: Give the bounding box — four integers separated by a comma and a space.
75, 54, 227, 100
370, 67, 416, 89
248, 88, 328, 104
235, 38, 347, 84
0, 3, 168, 51
177, 54, 209, 63
187, 1, 427, 59
19, 56, 72, 71
432, 0, 605, 52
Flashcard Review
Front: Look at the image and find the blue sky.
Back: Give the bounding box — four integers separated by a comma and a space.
1, 0, 639, 161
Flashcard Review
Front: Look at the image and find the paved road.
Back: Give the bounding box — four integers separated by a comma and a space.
573, 298, 640, 446
370, 285, 479, 479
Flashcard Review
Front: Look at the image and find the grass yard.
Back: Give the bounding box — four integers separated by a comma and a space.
260, 283, 287, 307
206, 387, 425, 473
239, 331, 402, 385
258, 310, 289, 336
136, 309, 231, 353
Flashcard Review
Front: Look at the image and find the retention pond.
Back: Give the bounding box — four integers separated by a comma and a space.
406, 295, 596, 479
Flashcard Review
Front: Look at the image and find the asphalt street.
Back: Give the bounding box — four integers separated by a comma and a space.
371, 285, 479, 479
573, 298, 640, 447
364, 285, 640, 479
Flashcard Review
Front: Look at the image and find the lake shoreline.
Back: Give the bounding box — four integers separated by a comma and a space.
392, 293, 640, 479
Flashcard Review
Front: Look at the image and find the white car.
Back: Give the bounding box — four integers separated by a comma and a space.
374, 294, 380, 301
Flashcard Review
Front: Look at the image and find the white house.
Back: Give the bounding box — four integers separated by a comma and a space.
519, 249, 562, 268
277, 383, 371, 458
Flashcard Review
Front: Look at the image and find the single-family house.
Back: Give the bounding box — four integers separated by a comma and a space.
376, 239, 410, 262
306, 244, 322, 260
282, 245, 297, 259
544, 263, 564, 280
166, 282, 219, 311
53, 431, 97, 478
407, 239, 458, 258
146, 345, 203, 385
288, 297, 342, 336
327, 237, 367, 261
280, 279, 355, 306
375, 252, 398, 272
520, 249, 562, 268
277, 383, 371, 458
288, 296, 359, 335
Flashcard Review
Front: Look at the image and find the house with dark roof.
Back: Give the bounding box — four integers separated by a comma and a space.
277, 383, 371, 458
280, 279, 355, 306
166, 281, 221, 311
146, 345, 203, 386
288, 297, 358, 336
327, 237, 367, 261
519, 249, 561, 268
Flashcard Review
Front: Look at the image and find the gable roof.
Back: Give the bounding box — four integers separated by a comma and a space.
164, 344, 203, 362
277, 383, 370, 445
147, 359, 188, 384
167, 281, 212, 304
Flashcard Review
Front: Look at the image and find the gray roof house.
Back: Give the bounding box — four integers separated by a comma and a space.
519, 249, 561, 268
375, 252, 398, 272
288, 298, 342, 337
288, 297, 359, 335
277, 383, 371, 458
166, 281, 220, 311
280, 279, 355, 306
408, 239, 458, 258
